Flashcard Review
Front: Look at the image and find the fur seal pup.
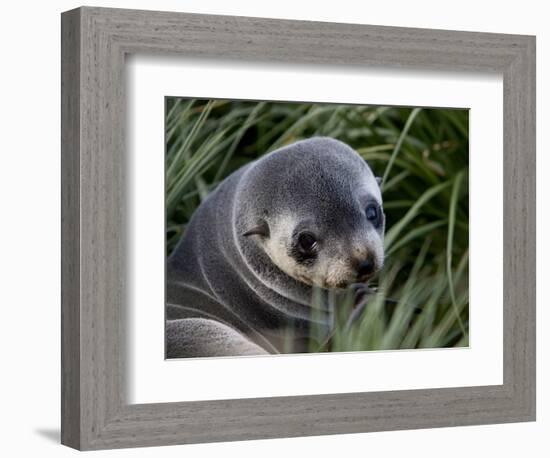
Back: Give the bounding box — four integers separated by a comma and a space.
166, 137, 385, 358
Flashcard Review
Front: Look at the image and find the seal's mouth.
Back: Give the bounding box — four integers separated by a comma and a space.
332, 276, 371, 289
333, 281, 351, 289
299, 259, 382, 290
356, 273, 375, 284
330, 270, 377, 289
323, 271, 377, 289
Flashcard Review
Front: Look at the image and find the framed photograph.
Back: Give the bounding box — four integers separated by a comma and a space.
164, 99, 470, 360
61, 6, 536, 450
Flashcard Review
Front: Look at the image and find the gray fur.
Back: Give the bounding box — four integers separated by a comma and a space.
166, 319, 268, 358
166, 137, 384, 358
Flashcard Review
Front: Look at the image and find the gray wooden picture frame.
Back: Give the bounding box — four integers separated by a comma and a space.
61, 6, 536, 451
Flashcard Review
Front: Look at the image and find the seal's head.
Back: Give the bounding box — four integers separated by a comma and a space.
238, 137, 384, 289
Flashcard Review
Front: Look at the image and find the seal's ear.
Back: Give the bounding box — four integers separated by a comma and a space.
242, 220, 270, 238
376, 177, 382, 187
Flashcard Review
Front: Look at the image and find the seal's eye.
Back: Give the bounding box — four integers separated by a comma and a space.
297, 232, 317, 254
366, 203, 379, 224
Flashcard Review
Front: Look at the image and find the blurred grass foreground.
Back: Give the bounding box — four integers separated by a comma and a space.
166, 98, 469, 351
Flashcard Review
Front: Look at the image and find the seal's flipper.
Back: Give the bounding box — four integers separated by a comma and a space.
166, 318, 269, 358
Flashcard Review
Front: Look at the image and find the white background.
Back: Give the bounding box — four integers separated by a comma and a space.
0, 0, 546, 457
129, 58, 503, 403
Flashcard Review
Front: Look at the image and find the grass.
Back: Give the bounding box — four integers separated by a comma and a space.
166, 98, 469, 352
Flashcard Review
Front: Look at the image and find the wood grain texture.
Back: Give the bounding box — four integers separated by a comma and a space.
61, 6, 536, 450
60, 8, 81, 449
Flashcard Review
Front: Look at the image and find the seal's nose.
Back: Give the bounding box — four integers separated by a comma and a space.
356, 257, 375, 278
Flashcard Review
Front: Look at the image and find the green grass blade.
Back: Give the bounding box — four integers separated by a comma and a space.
384, 180, 452, 250
446, 169, 467, 337
214, 102, 266, 182
386, 220, 446, 256
166, 100, 215, 180
381, 107, 422, 186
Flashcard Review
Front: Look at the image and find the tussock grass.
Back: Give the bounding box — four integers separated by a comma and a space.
166, 98, 469, 351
